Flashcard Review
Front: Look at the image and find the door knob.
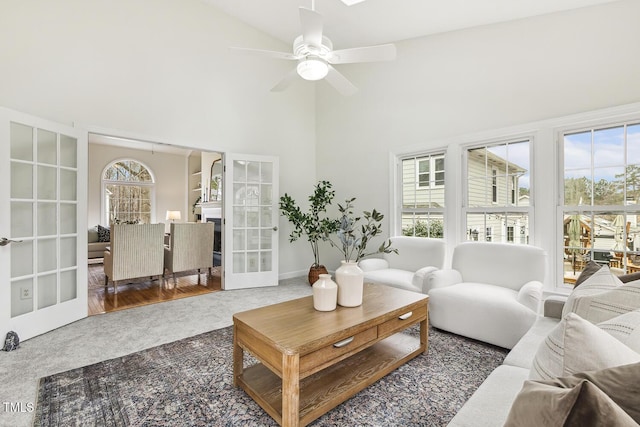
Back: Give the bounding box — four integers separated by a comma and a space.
272, 226, 278, 231
0, 238, 23, 247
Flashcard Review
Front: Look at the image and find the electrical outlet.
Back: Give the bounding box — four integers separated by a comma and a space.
20, 286, 32, 300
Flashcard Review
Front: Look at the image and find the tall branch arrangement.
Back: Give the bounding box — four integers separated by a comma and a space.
279, 181, 339, 268
325, 198, 397, 262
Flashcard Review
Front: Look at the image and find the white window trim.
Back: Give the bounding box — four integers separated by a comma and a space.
416, 155, 445, 189
390, 101, 640, 291
555, 116, 640, 291
100, 158, 157, 225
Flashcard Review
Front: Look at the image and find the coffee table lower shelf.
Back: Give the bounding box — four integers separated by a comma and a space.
236, 332, 422, 426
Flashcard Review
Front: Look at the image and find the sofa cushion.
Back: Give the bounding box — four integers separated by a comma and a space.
574, 260, 602, 287
598, 309, 640, 352
562, 266, 623, 321
363, 269, 418, 292
505, 362, 640, 426
97, 225, 110, 242
564, 271, 640, 324
503, 316, 559, 369
530, 313, 640, 380
88, 227, 99, 244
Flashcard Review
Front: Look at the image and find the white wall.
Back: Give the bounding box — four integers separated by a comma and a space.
315, 0, 640, 288
88, 143, 187, 233
0, 0, 318, 277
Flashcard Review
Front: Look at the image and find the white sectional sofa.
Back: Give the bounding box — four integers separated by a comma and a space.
447, 307, 561, 426
448, 263, 640, 426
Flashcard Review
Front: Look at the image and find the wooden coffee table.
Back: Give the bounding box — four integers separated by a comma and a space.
233, 283, 428, 427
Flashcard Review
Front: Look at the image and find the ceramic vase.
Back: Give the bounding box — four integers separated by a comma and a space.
312, 274, 338, 311
335, 260, 364, 307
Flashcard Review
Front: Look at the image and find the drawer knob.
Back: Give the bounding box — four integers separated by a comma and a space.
398, 311, 413, 320
333, 336, 355, 348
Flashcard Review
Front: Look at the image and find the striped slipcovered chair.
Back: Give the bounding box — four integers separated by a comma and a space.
103, 223, 165, 294
164, 222, 215, 285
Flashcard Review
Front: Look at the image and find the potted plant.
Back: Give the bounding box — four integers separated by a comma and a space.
279, 181, 339, 285
326, 197, 396, 262
325, 197, 397, 307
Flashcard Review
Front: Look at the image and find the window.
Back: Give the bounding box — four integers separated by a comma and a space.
102, 159, 155, 224
561, 122, 640, 284
417, 156, 445, 188
465, 139, 531, 244
400, 153, 445, 238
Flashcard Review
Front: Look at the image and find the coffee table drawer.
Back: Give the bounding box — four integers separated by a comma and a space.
300, 327, 377, 374
378, 305, 427, 337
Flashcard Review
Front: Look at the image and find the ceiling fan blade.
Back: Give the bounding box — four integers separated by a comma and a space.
299, 7, 323, 48
328, 43, 397, 64
271, 67, 299, 92
325, 65, 357, 96
229, 47, 298, 61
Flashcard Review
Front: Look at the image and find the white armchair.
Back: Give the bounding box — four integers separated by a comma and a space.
103, 223, 165, 294
358, 236, 446, 293
427, 242, 547, 349
164, 222, 215, 285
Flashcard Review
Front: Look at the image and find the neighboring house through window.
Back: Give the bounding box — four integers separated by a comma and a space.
561, 121, 640, 284
400, 153, 445, 238
465, 139, 531, 244
102, 159, 155, 224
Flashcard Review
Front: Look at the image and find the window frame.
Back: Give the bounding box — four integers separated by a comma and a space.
398, 151, 446, 239
416, 155, 445, 189
557, 119, 640, 286
463, 137, 534, 245
100, 158, 156, 225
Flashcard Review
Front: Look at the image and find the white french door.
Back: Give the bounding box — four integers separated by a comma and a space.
223, 153, 279, 290
0, 107, 87, 342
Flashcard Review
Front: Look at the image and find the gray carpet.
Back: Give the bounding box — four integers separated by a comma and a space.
0, 278, 313, 427
33, 324, 508, 426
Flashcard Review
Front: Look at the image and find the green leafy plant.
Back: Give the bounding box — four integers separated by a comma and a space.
326, 197, 397, 262
279, 181, 339, 268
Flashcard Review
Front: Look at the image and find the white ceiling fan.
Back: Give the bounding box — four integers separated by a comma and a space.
230, 1, 396, 96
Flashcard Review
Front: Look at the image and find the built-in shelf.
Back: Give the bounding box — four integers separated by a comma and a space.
192, 170, 202, 176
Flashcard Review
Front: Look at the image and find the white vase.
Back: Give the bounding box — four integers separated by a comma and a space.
312, 274, 338, 311
335, 260, 364, 307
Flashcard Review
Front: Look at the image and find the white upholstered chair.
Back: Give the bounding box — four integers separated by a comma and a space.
427, 242, 547, 349
358, 236, 446, 293
103, 223, 165, 294
164, 222, 215, 285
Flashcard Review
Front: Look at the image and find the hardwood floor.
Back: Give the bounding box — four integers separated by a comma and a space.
88, 262, 222, 316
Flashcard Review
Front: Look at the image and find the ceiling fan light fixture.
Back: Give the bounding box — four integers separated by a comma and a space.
297, 57, 329, 81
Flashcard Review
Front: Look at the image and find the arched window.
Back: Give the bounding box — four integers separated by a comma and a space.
102, 159, 155, 224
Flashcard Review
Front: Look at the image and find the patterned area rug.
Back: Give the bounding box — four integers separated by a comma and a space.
34, 325, 508, 426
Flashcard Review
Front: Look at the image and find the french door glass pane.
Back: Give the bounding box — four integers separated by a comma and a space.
10, 122, 33, 161
11, 241, 33, 278
37, 238, 57, 273
11, 278, 33, 317
60, 270, 77, 303
11, 202, 33, 238
37, 202, 57, 236
59, 135, 77, 168
37, 274, 57, 309
11, 162, 33, 199
37, 129, 57, 165
38, 165, 57, 200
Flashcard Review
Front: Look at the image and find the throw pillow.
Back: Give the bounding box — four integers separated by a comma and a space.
565, 278, 640, 324
619, 271, 640, 283
574, 260, 602, 287
506, 362, 640, 427
598, 309, 640, 353
562, 265, 623, 321
97, 225, 110, 242
530, 313, 640, 380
